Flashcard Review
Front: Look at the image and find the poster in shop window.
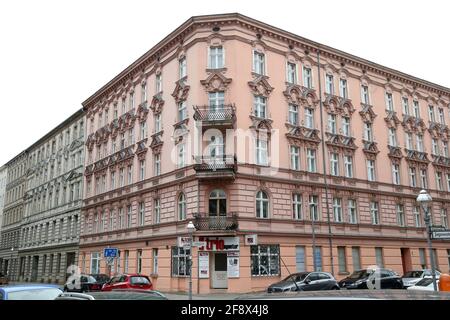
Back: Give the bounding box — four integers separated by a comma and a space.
198, 252, 209, 278
227, 252, 239, 278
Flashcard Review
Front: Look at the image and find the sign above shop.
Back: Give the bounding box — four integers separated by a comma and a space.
245, 234, 258, 245
198, 236, 239, 251
177, 236, 191, 247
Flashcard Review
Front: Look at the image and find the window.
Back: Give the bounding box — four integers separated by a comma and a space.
406, 133, 413, 150
110, 171, 116, 190
209, 46, 224, 69
333, 198, 343, 222
339, 79, 348, 98
443, 142, 449, 157
328, 114, 337, 134
419, 248, 427, 269
409, 167, 417, 187
307, 149, 316, 173
397, 204, 405, 227
208, 91, 225, 111
402, 97, 409, 115
140, 122, 147, 140
154, 199, 161, 224
416, 135, 424, 152
295, 246, 306, 272
155, 74, 162, 93
428, 105, 435, 122
127, 165, 133, 185
178, 101, 187, 122
342, 117, 350, 137
256, 139, 268, 166
90, 252, 100, 274
385, 93, 394, 111
375, 247, 384, 268
288, 104, 299, 126
361, 85, 369, 104
438, 108, 445, 125
330, 153, 339, 176
363, 122, 373, 141
292, 193, 302, 220
254, 95, 267, 118
309, 195, 319, 221
432, 139, 439, 156
338, 247, 347, 273
177, 144, 185, 168
436, 171, 443, 191
179, 57, 186, 78
172, 247, 191, 276
352, 247, 361, 270
388, 128, 397, 147
314, 247, 323, 271
154, 153, 161, 175
441, 208, 448, 228
141, 83, 147, 104
124, 250, 129, 273
287, 62, 297, 84
109, 210, 114, 231
138, 202, 145, 227
392, 164, 400, 185
420, 169, 428, 189
325, 74, 334, 94
136, 250, 142, 274
154, 113, 161, 133
344, 155, 353, 178
256, 191, 269, 219
251, 245, 280, 276
253, 51, 265, 75
348, 199, 357, 224
178, 193, 186, 220
305, 108, 314, 129
118, 208, 124, 229
139, 160, 145, 181
129, 92, 135, 110
447, 173, 450, 191
303, 67, 312, 88
290, 146, 300, 170
413, 206, 421, 227
370, 201, 379, 225
120, 133, 125, 149
127, 205, 132, 228
153, 248, 159, 274
413, 100, 420, 118
447, 249, 450, 271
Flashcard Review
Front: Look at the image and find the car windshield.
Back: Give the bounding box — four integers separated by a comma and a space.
8, 288, 62, 300
404, 271, 423, 278
415, 278, 433, 286
282, 274, 308, 282
348, 270, 371, 279
92, 275, 108, 281
130, 276, 150, 285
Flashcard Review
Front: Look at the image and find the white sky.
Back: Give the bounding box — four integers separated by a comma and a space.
0, 0, 449, 166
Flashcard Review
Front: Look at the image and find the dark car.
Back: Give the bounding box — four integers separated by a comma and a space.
90, 274, 110, 286
0, 272, 9, 285
339, 268, 403, 289
102, 274, 153, 291
63, 274, 103, 292
267, 272, 339, 293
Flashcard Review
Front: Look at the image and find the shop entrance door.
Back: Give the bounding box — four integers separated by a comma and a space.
211, 253, 227, 289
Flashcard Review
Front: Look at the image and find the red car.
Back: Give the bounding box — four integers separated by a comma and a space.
102, 274, 153, 291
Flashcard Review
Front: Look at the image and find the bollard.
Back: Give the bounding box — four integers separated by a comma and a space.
438, 273, 450, 292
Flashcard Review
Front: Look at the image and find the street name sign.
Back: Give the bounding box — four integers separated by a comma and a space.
432, 231, 450, 239
104, 248, 119, 257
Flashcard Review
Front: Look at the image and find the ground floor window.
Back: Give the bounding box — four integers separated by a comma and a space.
172, 247, 191, 277
295, 246, 305, 272
250, 245, 280, 276
90, 252, 100, 274
314, 246, 322, 271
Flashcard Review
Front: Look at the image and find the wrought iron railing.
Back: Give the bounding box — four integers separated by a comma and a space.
194, 155, 236, 172
193, 212, 238, 230
193, 104, 236, 122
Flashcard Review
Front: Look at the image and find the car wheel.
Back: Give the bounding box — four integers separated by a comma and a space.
332, 286, 340, 290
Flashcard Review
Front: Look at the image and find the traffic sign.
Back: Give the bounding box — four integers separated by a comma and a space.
432, 231, 450, 239
104, 248, 119, 257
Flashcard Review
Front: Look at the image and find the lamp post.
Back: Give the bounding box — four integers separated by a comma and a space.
416, 189, 438, 291
187, 221, 196, 300
9, 247, 14, 282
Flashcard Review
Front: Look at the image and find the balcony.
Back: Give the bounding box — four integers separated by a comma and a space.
193, 212, 238, 231
194, 155, 236, 180
193, 104, 236, 127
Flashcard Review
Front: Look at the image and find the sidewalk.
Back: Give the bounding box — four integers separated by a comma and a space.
159, 291, 241, 300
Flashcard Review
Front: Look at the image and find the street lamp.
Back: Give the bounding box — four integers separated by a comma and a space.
416, 189, 438, 291
186, 221, 196, 300
9, 247, 14, 282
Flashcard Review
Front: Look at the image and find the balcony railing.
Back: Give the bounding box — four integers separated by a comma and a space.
193, 104, 236, 124
194, 212, 238, 231
194, 155, 236, 171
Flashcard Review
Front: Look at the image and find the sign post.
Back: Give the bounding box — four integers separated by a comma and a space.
103, 248, 118, 277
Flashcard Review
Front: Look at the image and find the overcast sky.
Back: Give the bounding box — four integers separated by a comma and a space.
0, 0, 449, 166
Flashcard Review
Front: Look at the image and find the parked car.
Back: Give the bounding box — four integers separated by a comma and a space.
90, 273, 110, 286
102, 274, 153, 291
56, 289, 168, 300
407, 278, 440, 291
63, 274, 103, 292
402, 269, 441, 288
0, 272, 9, 285
267, 272, 339, 293
339, 268, 403, 289
0, 285, 62, 300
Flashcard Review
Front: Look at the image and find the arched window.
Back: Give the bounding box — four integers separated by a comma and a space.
209, 189, 226, 216
256, 190, 269, 218
178, 193, 186, 220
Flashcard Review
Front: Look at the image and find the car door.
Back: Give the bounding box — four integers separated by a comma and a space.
318, 273, 335, 290
380, 270, 396, 289
115, 275, 128, 289
303, 273, 320, 291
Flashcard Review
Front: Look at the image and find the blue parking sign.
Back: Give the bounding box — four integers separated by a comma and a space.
103, 248, 118, 258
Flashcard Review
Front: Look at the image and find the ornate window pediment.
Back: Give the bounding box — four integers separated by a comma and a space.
359, 104, 377, 123
248, 75, 274, 97
137, 102, 149, 122
323, 94, 354, 116
150, 93, 164, 114
171, 78, 190, 103
325, 133, 357, 151
150, 131, 163, 153
432, 155, 450, 169
387, 146, 403, 161
250, 116, 273, 132
135, 139, 148, 158
283, 84, 318, 107
362, 141, 379, 159
200, 71, 232, 92
405, 149, 429, 165
286, 126, 321, 145
384, 111, 401, 128
428, 122, 449, 140
173, 124, 189, 144
401, 115, 426, 134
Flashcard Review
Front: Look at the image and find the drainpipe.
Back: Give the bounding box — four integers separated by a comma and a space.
316, 49, 335, 276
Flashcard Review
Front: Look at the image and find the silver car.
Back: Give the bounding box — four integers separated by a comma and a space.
402, 269, 441, 288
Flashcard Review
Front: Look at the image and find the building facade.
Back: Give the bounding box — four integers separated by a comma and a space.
17, 110, 85, 283
79, 13, 450, 293
0, 165, 8, 269
0, 152, 27, 280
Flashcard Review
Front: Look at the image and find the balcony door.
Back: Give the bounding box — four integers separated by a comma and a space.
208, 92, 225, 119
209, 189, 227, 217
208, 135, 224, 169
